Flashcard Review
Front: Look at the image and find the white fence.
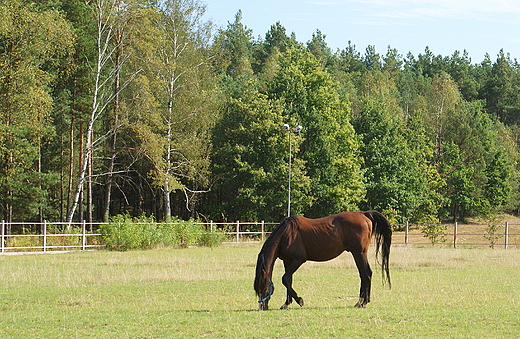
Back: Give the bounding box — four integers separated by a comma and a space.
1, 220, 105, 253
0, 220, 278, 253
203, 221, 277, 243
2, 220, 519, 253
397, 222, 520, 249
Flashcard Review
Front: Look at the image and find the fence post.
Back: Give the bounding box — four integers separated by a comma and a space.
236, 221, 240, 243
405, 221, 409, 246
1, 220, 4, 254
504, 222, 509, 249
453, 222, 458, 248
261, 221, 265, 242
210, 220, 214, 233
82, 220, 86, 251
42, 220, 47, 252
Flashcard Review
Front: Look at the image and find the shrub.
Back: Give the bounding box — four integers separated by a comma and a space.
482, 214, 502, 249
199, 230, 225, 248
99, 215, 223, 251
171, 219, 201, 248
420, 223, 447, 245
99, 214, 150, 251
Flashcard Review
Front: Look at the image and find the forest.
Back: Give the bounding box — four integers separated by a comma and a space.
1, 0, 520, 224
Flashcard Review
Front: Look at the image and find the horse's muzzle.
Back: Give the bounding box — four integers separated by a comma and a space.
258, 301, 269, 310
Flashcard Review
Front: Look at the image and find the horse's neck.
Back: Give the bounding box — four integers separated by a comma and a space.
262, 237, 280, 277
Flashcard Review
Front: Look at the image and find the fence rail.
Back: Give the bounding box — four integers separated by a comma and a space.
199, 220, 278, 243
1, 220, 519, 254
397, 221, 520, 248
1, 220, 105, 254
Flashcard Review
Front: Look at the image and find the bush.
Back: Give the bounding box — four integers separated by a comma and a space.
98, 214, 148, 251
482, 214, 502, 249
420, 223, 447, 245
199, 231, 225, 248
99, 215, 223, 251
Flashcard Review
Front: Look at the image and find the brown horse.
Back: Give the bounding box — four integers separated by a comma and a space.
254, 211, 391, 310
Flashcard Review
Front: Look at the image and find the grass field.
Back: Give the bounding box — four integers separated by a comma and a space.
1, 244, 519, 338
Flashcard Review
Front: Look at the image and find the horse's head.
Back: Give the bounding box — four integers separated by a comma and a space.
254, 253, 274, 310
257, 276, 274, 310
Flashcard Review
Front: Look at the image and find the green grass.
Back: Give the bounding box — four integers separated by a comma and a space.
1, 245, 519, 338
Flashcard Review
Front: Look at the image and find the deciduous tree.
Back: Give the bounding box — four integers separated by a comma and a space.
128, 0, 218, 220
0, 0, 74, 221
268, 48, 364, 217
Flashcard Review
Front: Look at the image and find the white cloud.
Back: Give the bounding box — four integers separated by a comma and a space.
307, 1, 346, 4
306, 0, 520, 21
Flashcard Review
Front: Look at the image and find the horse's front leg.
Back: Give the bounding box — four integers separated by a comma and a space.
280, 259, 305, 309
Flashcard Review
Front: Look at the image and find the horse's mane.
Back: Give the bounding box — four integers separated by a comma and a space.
254, 216, 297, 296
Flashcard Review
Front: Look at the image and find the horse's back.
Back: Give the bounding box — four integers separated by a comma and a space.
286, 212, 372, 261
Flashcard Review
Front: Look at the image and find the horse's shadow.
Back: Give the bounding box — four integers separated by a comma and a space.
183, 300, 365, 313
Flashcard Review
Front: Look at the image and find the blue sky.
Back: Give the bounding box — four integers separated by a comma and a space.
202, 0, 520, 63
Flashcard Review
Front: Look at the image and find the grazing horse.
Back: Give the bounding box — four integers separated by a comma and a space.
254, 211, 391, 310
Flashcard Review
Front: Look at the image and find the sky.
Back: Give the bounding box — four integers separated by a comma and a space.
201, 0, 520, 63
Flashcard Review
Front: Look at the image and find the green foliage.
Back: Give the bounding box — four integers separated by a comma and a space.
211, 86, 301, 221
268, 48, 365, 217
99, 214, 222, 251
484, 50, 520, 125
125, 0, 219, 220
420, 223, 448, 245
0, 0, 75, 221
354, 90, 436, 222
438, 101, 515, 220
2, 2, 520, 224
198, 230, 224, 248
211, 10, 254, 78
482, 214, 503, 249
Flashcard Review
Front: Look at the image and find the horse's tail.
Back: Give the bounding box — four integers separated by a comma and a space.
254, 217, 295, 297
364, 210, 392, 287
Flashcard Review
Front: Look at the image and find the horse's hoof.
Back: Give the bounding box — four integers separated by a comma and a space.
354, 302, 366, 308
297, 297, 304, 307
280, 304, 288, 310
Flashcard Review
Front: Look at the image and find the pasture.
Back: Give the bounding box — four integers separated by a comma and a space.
1, 244, 519, 338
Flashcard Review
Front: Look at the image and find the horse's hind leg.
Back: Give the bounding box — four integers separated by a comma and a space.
280, 259, 305, 309
352, 250, 372, 308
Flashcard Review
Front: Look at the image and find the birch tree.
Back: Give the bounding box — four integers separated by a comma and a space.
427, 72, 461, 157
129, 0, 218, 220
102, 0, 138, 221
66, 0, 137, 222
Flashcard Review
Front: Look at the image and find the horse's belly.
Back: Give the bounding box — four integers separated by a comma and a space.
304, 245, 345, 262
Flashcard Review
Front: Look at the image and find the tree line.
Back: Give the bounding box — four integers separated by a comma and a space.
1, 0, 520, 224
